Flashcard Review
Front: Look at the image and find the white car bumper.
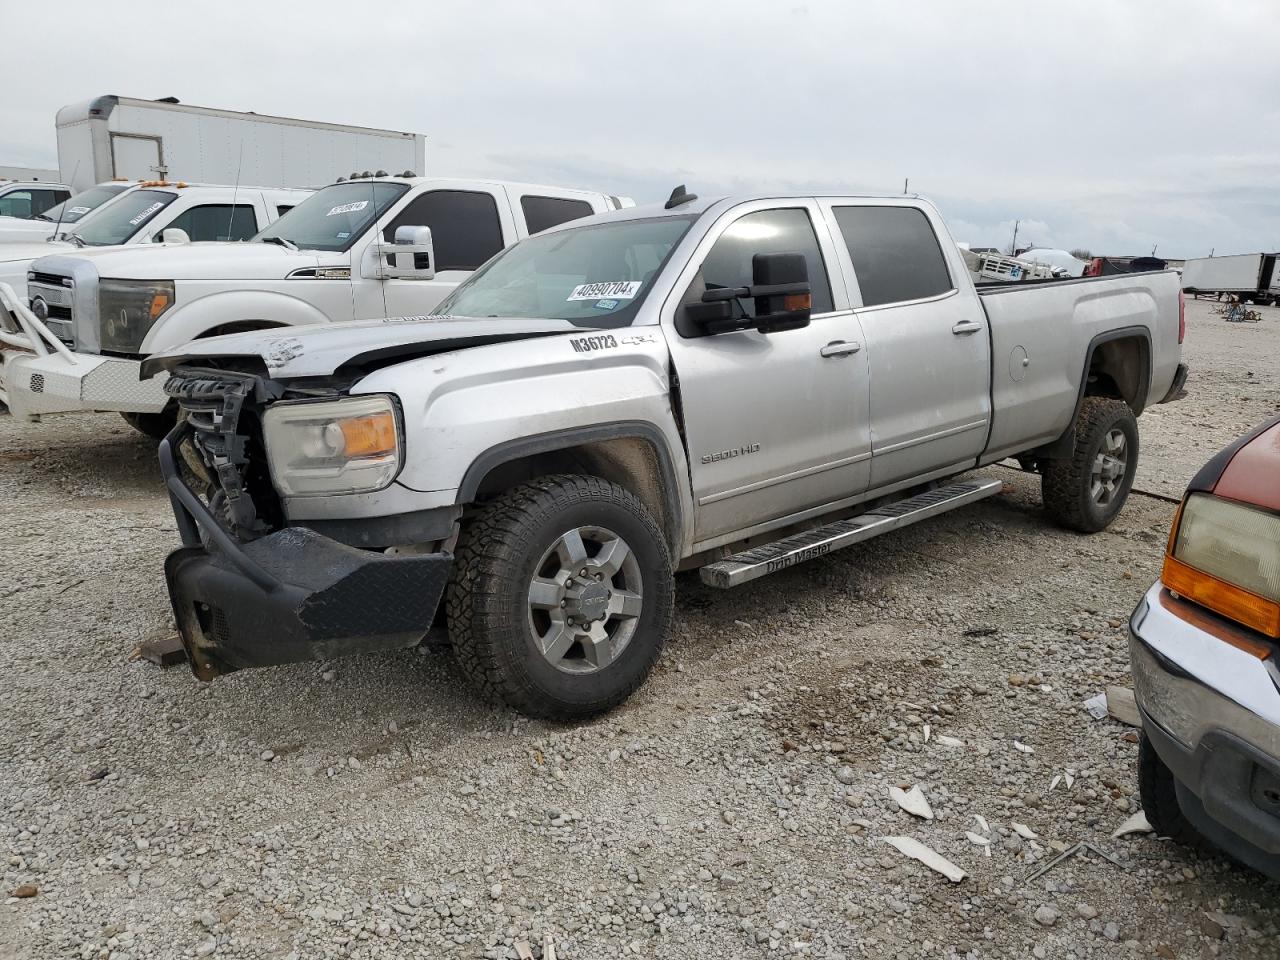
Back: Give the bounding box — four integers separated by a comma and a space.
1, 347, 169, 418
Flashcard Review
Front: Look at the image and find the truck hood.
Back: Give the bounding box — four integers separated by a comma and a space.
0, 239, 73, 264
29, 241, 329, 281
142, 315, 595, 379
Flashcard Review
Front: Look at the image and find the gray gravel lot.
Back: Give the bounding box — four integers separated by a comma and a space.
2, 299, 1279, 960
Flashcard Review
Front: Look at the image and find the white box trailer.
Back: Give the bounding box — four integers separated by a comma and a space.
1182, 252, 1280, 304
56, 96, 426, 192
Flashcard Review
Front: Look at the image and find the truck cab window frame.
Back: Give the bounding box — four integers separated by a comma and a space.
520, 195, 596, 235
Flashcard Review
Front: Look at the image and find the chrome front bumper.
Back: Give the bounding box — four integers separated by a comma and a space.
1129, 581, 1280, 871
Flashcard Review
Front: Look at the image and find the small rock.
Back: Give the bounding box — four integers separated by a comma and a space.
260, 750, 274, 762
489, 883, 503, 900
1198, 916, 1225, 940
835, 766, 856, 785
11, 884, 37, 899
1034, 905, 1059, 927
1103, 922, 1120, 941
1076, 903, 1097, 919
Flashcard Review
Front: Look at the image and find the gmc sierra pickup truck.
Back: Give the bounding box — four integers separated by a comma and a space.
144, 187, 1189, 719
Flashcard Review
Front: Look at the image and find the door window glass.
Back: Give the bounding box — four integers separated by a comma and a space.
520, 195, 595, 234
697, 208, 833, 315
833, 206, 953, 307
157, 204, 258, 242
384, 190, 504, 271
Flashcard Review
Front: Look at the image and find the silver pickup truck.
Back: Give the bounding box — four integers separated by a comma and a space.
145, 188, 1188, 718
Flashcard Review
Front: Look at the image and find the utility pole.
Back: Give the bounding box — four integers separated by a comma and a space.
1010, 220, 1020, 256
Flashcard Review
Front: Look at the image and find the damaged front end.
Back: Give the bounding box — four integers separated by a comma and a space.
159, 366, 449, 680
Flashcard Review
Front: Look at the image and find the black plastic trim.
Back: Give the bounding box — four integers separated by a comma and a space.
297, 504, 461, 549
457, 421, 684, 550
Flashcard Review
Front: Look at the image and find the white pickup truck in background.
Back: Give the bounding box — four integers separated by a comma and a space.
0, 182, 311, 303
0, 181, 134, 244
0, 176, 630, 434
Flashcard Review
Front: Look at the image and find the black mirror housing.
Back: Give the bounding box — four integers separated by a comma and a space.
751, 253, 811, 333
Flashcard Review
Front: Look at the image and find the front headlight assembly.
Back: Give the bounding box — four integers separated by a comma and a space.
98, 278, 175, 352
262, 395, 402, 497
1163, 493, 1280, 637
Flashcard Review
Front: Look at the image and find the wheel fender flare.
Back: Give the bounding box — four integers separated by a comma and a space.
457, 421, 687, 555
1041, 325, 1153, 458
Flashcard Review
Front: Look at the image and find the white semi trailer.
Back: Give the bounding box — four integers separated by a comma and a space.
56, 96, 426, 192
1181, 252, 1280, 305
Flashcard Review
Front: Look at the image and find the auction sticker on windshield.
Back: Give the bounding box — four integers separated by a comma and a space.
327, 201, 369, 216
68, 206, 90, 216
567, 281, 642, 301
129, 203, 165, 226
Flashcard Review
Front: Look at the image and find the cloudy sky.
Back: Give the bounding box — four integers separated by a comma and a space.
3, 1, 1276, 257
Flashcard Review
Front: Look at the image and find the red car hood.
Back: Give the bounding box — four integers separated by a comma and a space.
1214, 419, 1280, 511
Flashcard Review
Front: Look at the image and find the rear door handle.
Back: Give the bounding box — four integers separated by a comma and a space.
952, 320, 984, 335
820, 340, 862, 358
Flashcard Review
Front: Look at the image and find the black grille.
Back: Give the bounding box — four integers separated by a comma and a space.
28, 272, 71, 288
167, 368, 280, 539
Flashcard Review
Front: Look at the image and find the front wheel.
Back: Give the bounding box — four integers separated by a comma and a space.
120, 405, 179, 441
1041, 397, 1138, 532
446, 475, 673, 719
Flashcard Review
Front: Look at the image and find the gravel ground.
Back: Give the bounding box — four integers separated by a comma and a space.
2, 298, 1279, 960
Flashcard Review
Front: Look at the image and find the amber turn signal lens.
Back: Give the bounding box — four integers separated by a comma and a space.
149, 292, 172, 320
783, 293, 811, 311
1162, 553, 1280, 640
339, 413, 397, 458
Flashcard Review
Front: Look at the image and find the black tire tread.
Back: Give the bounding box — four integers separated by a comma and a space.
446, 474, 671, 719
1138, 734, 1203, 847
1041, 396, 1136, 532
120, 408, 177, 441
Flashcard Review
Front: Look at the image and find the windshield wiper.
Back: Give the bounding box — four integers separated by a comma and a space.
259, 236, 298, 251
64, 234, 86, 248
34, 213, 53, 222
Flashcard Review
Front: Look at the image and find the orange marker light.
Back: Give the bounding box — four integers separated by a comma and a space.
149, 292, 172, 320
339, 413, 397, 458
1162, 553, 1280, 641
784, 293, 811, 311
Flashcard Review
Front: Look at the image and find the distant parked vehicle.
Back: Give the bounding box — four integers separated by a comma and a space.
0, 176, 627, 434
56, 95, 426, 192
1181, 253, 1280, 306
1131, 415, 1280, 881
0, 181, 133, 244
1084, 256, 1169, 277
0, 181, 71, 221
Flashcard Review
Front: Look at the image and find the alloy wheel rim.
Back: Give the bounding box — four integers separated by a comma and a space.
1090, 428, 1128, 506
526, 525, 643, 675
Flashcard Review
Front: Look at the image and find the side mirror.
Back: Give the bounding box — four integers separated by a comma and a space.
377, 224, 436, 280
682, 252, 812, 336
157, 227, 191, 245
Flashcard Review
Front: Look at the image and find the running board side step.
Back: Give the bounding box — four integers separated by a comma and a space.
699, 477, 1005, 588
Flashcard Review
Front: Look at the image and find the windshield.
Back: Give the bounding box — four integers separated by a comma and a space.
39, 184, 130, 225
254, 181, 409, 252
436, 216, 695, 328
69, 190, 176, 246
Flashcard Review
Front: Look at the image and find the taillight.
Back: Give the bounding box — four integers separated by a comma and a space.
1178, 289, 1186, 344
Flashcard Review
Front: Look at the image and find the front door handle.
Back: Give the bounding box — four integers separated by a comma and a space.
952, 320, 984, 335
820, 340, 862, 358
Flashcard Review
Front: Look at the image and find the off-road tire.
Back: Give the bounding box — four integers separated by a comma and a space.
120, 406, 179, 441
1042, 397, 1138, 532
1138, 734, 1202, 847
446, 475, 673, 720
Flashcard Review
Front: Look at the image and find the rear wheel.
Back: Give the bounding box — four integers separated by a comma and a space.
120, 405, 179, 441
1042, 397, 1138, 532
446, 475, 673, 719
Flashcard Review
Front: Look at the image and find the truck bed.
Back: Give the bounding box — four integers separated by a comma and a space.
976, 269, 1184, 463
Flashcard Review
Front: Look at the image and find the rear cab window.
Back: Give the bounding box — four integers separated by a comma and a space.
520, 195, 596, 234
832, 206, 953, 307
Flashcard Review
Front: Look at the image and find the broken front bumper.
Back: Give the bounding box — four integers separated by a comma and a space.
159, 428, 450, 680
1129, 581, 1280, 879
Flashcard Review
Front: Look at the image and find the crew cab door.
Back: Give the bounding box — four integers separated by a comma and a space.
361, 185, 517, 319
139, 196, 264, 243
663, 201, 871, 545
824, 201, 991, 488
